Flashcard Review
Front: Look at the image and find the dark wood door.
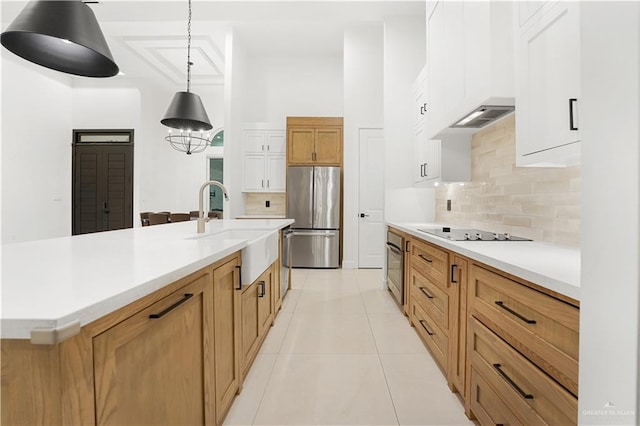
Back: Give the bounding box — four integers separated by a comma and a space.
73, 139, 133, 235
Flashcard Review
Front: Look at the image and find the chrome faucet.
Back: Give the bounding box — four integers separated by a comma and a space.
197, 180, 229, 233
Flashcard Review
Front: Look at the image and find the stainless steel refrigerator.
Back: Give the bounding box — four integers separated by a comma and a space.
286, 166, 340, 268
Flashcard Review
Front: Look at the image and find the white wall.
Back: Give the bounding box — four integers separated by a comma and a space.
382, 15, 434, 224
383, 16, 425, 191
579, 2, 639, 423
225, 29, 249, 219
1, 53, 73, 243
343, 23, 384, 268
243, 53, 344, 124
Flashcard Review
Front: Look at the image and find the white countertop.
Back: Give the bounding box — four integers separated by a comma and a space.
387, 222, 580, 301
1, 219, 293, 340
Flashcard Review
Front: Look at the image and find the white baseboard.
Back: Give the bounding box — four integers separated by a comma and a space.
342, 260, 357, 269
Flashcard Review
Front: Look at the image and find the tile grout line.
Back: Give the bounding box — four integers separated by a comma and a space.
250, 271, 306, 425
359, 274, 402, 426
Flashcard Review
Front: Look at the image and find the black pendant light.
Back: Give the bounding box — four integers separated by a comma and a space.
161, 0, 212, 154
0, 0, 118, 78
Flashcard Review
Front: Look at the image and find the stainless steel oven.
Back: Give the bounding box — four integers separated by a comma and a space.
386, 230, 404, 305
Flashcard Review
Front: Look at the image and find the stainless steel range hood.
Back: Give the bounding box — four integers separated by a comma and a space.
450, 105, 515, 129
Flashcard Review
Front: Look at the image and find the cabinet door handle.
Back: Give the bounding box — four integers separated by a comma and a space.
261, 179, 264, 188
419, 287, 434, 299
418, 319, 434, 336
494, 301, 536, 324
235, 265, 242, 290
420, 105, 425, 115
267, 145, 270, 151
267, 179, 270, 188
418, 254, 433, 263
451, 264, 458, 284
420, 163, 425, 177
258, 280, 266, 297
149, 294, 193, 319
405, 240, 410, 252
569, 98, 578, 131
312, 152, 317, 161
493, 363, 534, 400
262, 144, 264, 151
423, 102, 427, 111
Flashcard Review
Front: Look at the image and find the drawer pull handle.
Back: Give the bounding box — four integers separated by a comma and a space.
149, 294, 193, 319
451, 264, 458, 283
236, 265, 242, 290
494, 301, 536, 324
493, 363, 534, 400
418, 319, 434, 336
418, 254, 433, 263
419, 287, 434, 299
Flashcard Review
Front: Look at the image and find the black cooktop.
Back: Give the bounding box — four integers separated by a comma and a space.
417, 227, 532, 241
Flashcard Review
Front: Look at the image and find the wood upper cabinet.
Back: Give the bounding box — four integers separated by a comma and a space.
93, 272, 214, 426
286, 117, 343, 166
212, 255, 242, 425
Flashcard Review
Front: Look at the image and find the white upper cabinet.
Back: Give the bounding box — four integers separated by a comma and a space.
514, 1, 581, 166
242, 128, 286, 192
426, 1, 514, 140
413, 66, 470, 186
243, 130, 285, 154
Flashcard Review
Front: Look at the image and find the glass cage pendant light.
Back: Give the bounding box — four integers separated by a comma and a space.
0, 0, 119, 77
161, 0, 212, 155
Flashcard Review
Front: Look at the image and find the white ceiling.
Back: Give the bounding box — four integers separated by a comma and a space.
1, 1, 424, 88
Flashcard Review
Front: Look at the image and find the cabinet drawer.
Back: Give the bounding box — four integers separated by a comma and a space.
410, 238, 448, 289
411, 300, 448, 371
469, 367, 524, 426
410, 269, 449, 331
469, 264, 579, 396
469, 317, 578, 425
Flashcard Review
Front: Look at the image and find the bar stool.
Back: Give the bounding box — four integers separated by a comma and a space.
148, 213, 169, 225
169, 213, 190, 223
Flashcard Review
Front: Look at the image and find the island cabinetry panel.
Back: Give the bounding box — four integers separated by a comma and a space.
0, 251, 243, 426
212, 255, 242, 425
466, 262, 579, 424
93, 273, 213, 426
240, 264, 275, 380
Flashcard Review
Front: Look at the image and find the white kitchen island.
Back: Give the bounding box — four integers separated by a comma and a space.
1, 218, 293, 426
1, 218, 293, 340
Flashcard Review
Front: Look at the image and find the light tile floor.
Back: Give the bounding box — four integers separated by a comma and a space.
223, 268, 473, 426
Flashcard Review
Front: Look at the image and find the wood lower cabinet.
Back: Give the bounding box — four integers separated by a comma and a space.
0, 251, 258, 426
241, 281, 260, 376
448, 254, 468, 396
394, 228, 580, 425
467, 263, 579, 425
240, 266, 274, 379
468, 317, 578, 425
93, 274, 213, 426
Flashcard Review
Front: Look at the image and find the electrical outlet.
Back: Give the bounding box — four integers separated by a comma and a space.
447, 199, 452, 211
265, 200, 270, 208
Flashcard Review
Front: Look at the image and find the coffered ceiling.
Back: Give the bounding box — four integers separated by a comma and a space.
0, 1, 424, 88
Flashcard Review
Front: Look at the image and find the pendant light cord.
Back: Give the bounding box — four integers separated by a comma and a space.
186, 0, 192, 93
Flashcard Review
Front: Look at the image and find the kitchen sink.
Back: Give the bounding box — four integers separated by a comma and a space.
195, 229, 279, 285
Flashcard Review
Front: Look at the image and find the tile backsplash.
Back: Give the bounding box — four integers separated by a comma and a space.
244, 192, 286, 215
435, 115, 581, 246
